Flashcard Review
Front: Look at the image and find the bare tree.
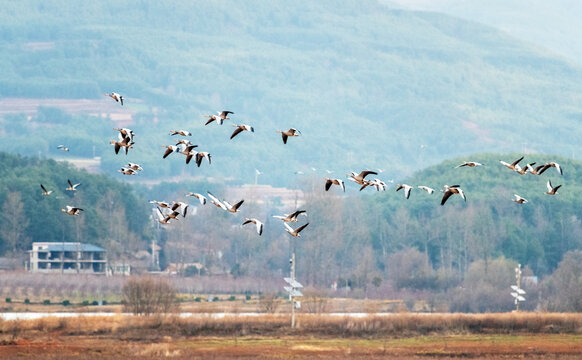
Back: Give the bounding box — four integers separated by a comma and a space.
122, 276, 178, 315
0, 192, 30, 254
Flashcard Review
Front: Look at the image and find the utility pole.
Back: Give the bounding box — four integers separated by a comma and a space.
284, 242, 303, 329
511, 263, 526, 311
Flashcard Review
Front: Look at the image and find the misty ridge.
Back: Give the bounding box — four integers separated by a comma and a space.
0, 1, 581, 313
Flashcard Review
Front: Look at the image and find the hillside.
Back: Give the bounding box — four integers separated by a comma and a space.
1, 1, 582, 188
0, 152, 151, 261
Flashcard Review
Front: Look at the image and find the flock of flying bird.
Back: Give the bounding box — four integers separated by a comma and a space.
49, 92, 565, 240
51, 92, 311, 239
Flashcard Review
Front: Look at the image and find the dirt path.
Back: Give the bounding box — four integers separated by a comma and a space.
1, 334, 580, 359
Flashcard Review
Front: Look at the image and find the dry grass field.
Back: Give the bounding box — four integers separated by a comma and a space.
0, 312, 581, 359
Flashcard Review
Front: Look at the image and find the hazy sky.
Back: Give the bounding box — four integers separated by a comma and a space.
384, 0, 582, 64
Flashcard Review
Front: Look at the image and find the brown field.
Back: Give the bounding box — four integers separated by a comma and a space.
0, 312, 581, 359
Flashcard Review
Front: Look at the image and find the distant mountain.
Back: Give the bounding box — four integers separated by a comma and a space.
386, 0, 582, 65
1, 1, 582, 188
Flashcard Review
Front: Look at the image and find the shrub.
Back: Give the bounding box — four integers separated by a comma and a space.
122, 276, 178, 316
194, 297, 202, 302
24, 298, 30, 304
82, 300, 90, 306
91, 300, 99, 306
5, 298, 11, 303
229, 295, 236, 301
62, 300, 70, 306
246, 294, 251, 301
43, 299, 50, 305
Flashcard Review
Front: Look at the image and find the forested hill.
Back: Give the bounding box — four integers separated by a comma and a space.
363, 153, 582, 277
0, 152, 151, 258
0, 150, 580, 285
2, 1, 582, 187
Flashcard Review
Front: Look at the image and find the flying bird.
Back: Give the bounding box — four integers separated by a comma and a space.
500, 156, 524, 172
149, 200, 171, 208
223, 199, 245, 213
61, 206, 83, 216
346, 170, 378, 189
169, 129, 192, 136
110, 135, 133, 155
276, 128, 301, 144
540, 162, 563, 176
512, 194, 528, 204
396, 184, 413, 199
417, 185, 435, 194
65, 179, 80, 191
40, 184, 53, 196
242, 218, 264, 236
113, 127, 135, 143
171, 201, 189, 217
545, 180, 562, 195
186, 193, 207, 205
105, 92, 123, 105
440, 185, 466, 205
204, 110, 234, 125
325, 178, 345, 192
230, 124, 254, 139
195, 152, 212, 167
455, 161, 483, 168
161, 145, 180, 159
127, 162, 143, 171
118, 167, 137, 175
273, 210, 307, 223
284, 222, 309, 237
152, 207, 177, 224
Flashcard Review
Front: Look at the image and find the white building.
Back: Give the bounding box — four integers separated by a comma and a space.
28, 242, 107, 274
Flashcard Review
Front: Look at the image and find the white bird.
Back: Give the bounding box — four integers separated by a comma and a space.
396, 184, 413, 199
186, 192, 207, 205
223, 199, 245, 213
113, 127, 135, 143
171, 201, 189, 217
276, 128, 301, 144
325, 178, 345, 192
417, 185, 435, 194
118, 167, 137, 175
242, 218, 264, 236
500, 156, 524, 172
455, 161, 483, 168
369, 179, 387, 191
152, 207, 176, 224
284, 222, 309, 237
65, 179, 80, 191
61, 205, 83, 216
273, 210, 307, 223
179, 144, 199, 156
346, 170, 378, 191
105, 92, 123, 105
207, 192, 227, 210
161, 145, 180, 159
545, 180, 562, 195
195, 152, 212, 167
149, 200, 171, 208
540, 162, 563, 176
57, 145, 69, 152
512, 194, 528, 204
204, 110, 234, 125
230, 124, 254, 139
127, 162, 143, 171
169, 129, 192, 136
40, 184, 53, 196
441, 185, 466, 205
110, 135, 133, 155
